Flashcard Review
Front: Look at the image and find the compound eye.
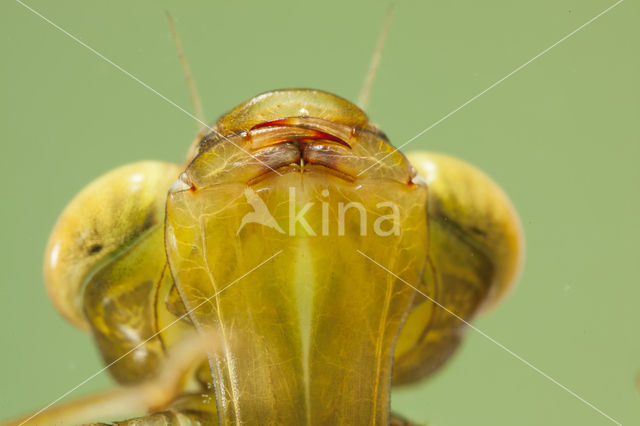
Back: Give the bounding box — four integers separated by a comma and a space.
407, 151, 524, 310
44, 161, 181, 329
392, 151, 524, 385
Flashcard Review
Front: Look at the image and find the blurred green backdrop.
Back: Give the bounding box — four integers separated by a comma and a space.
1, 1, 638, 425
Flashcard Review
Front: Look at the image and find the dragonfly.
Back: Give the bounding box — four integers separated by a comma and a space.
5, 11, 523, 426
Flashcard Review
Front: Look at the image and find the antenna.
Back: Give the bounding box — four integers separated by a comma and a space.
357, 5, 394, 111
166, 12, 206, 131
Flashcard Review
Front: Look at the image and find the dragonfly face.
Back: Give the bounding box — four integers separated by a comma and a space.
36, 89, 524, 425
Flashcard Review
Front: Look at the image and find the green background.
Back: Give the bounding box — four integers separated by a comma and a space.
1, 1, 638, 425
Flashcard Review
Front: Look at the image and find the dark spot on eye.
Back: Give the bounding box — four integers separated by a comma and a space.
88, 244, 103, 255
142, 210, 156, 230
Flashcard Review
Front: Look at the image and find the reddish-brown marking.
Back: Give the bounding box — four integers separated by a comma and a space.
251, 118, 349, 147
